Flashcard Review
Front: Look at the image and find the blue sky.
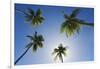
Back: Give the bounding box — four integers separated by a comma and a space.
14, 3, 94, 65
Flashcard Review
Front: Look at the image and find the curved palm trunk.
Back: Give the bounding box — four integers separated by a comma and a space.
14, 46, 31, 65
80, 22, 94, 27
61, 58, 63, 63
59, 54, 63, 63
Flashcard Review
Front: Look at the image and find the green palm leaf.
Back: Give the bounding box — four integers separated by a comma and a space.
70, 8, 80, 18
26, 35, 34, 40
32, 44, 38, 52
36, 9, 42, 16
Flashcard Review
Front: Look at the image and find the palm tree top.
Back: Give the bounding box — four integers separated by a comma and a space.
25, 8, 45, 26
16, 8, 45, 26
61, 8, 94, 37
26, 31, 44, 51
52, 44, 67, 63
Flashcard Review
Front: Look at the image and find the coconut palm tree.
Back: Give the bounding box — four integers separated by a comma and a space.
16, 8, 45, 26
14, 31, 44, 65
61, 8, 94, 37
52, 44, 67, 63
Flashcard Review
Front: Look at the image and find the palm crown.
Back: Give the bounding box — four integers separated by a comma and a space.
61, 8, 94, 37
26, 31, 44, 52
16, 8, 45, 26
52, 44, 67, 63
25, 8, 45, 26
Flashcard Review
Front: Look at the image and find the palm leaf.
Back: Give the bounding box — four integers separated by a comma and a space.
74, 19, 94, 26
38, 17, 45, 23
26, 35, 34, 40
38, 42, 43, 48
70, 8, 80, 18
53, 48, 59, 54
32, 44, 38, 52
36, 9, 42, 16
27, 8, 34, 16
38, 35, 44, 41
64, 14, 69, 19
54, 53, 60, 61
62, 51, 67, 56
25, 8, 34, 22
60, 21, 68, 33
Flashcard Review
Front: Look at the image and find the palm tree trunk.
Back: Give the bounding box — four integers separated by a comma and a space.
14, 46, 31, 65
60, 54, 63, 63
80, 22, 94, 27
61, 56, 63, 63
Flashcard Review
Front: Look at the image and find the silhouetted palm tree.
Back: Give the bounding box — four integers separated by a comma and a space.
14, 31, 44, 65
61, 8, 94, 37
16, 8, 45, 26
52, 44, 67, 63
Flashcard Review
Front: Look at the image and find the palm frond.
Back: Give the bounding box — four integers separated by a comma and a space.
38, 42, 43, 48
38, 35, 44, 41
27, 8, 34, 16
26, 35, 34, 40
70, 8, 80, 18
64, 14, 69, 19
38, 16, 45, 23
52, 48, 58, 55
74, 19, 94, 27
62, 51, 67, 56
25, 15, 33, 22
36, 9, 42, 16
60, 21, 68, 33
25, 8, 34, 22
32, 44, 38, 52
54, 53, 60, 61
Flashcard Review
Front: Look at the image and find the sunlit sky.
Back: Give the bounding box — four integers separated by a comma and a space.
14, 3, 94, 65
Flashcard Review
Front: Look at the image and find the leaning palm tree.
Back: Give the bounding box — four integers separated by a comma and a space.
61, 8, 94, 37
14, 31, 44, 65
52, 44, 67, 63
16, 8, 45, 26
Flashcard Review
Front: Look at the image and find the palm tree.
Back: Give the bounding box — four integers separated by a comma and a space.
16, 8, 45, 26
52, 44, 67, 63
14, 31, 44, 65
61, 8, 94, 37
